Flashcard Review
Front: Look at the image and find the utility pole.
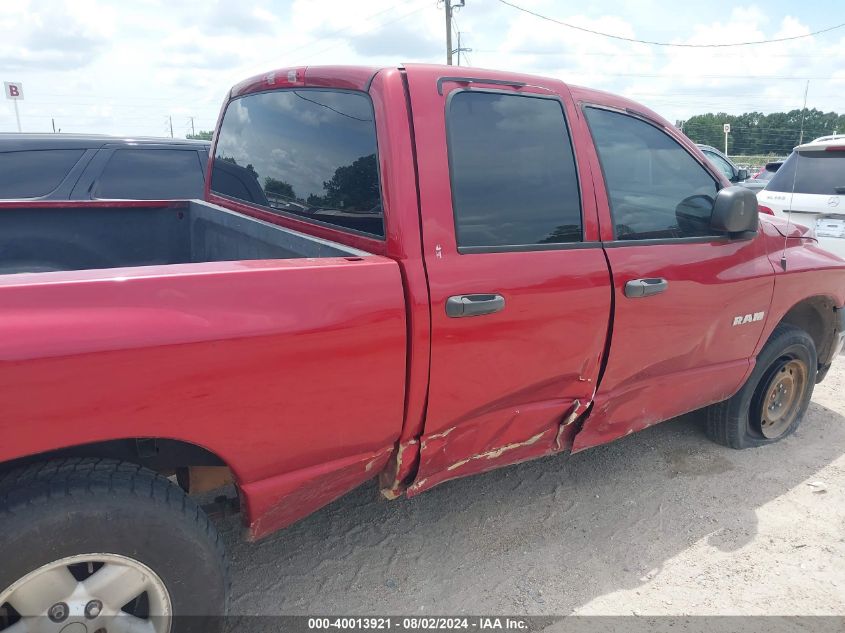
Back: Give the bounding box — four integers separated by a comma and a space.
169, 115, 174, 139
444, 0, 465, 65
52, 118, 56, 133
454, 31, 472, 66
798, 80, 809, 145
189, 116, 195, 137
456, 31, 461, 66
445, 0, 453, 65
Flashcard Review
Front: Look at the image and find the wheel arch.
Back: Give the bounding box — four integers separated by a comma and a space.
0, 438, 237, 495
773, 294, 840, 378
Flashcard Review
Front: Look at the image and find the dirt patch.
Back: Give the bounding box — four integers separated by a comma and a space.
220, 361, 845, 615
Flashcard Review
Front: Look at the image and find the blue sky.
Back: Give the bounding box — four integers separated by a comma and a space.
1, 0, 843, 136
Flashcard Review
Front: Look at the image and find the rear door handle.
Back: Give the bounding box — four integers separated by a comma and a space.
445, 293, 506, 317
624, 278, 668, 298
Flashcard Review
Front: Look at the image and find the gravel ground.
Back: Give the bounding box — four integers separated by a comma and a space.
220, 360, 845, 616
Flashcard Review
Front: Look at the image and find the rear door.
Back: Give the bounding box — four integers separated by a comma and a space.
571, 105, 775, 451
404, 67, 612, 493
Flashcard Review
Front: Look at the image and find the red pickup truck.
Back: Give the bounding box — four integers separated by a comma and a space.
1, 64, 843, 628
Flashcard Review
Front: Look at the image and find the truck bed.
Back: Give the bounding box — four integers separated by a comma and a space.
0, 196, 408, 537
0, 199, 364, 274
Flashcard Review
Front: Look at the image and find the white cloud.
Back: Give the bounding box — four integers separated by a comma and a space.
0, 0, 113, 70
0, 0, 842, 136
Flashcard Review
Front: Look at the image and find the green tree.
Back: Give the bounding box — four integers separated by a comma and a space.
317, 154, 379, 211
264, 177, 296, 200
681, 109, 845, 156
187, 130, 213, 140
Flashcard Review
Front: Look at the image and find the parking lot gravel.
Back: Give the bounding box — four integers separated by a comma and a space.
219, 360, 845, 616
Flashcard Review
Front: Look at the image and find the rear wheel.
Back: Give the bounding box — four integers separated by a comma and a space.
706, 325, 817, 448
0, 458, 228, 633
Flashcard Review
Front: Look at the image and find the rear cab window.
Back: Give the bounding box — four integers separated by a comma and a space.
210, 89, 384, 239
446, 91, 582, 251
94, 149, 205, 199
766, 151, 845, 195
0, 149, 85, 198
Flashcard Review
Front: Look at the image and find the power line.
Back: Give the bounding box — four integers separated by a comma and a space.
629, 91, 841, 98
496, 0, 845, 47
472, 48, 840, 59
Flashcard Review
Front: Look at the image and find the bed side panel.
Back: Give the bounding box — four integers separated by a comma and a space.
0, 258, 407, 531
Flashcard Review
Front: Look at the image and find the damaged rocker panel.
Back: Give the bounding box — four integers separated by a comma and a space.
395, 399, 589, 497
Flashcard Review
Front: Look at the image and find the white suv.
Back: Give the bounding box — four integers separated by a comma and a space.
757, 136, 845, 258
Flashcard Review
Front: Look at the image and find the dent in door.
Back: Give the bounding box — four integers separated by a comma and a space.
406, 397, 588, 496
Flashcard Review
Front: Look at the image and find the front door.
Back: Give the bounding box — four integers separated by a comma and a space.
571, 105, 775, 451
403, 67, 612, 494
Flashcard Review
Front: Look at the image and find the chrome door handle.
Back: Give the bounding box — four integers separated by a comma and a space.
445, 294, 506, 317
624, 278, 668, 298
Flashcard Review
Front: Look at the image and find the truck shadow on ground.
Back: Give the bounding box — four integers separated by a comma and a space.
220, 400, 845, 615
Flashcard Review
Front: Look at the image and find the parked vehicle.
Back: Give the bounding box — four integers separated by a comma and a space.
696, 143, 749, 184
1, 64, 844, 629
743, 160, 783, 193
0, 134, 210, 200
757, 136, 845, 257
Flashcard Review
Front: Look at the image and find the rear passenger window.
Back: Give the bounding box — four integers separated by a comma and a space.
94, 149, 204, 199
0, 149, 84, 198
585, 107, 719, 241
211, 89, 384, 238
447, 92, 582, 249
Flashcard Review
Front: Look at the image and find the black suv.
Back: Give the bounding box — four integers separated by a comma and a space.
0, 134, 211, 200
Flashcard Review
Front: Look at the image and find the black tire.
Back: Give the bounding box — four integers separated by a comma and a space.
0, 458, 228, 630
706, 324, 817, 449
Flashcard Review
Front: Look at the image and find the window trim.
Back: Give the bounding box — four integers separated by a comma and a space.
209, 87, 387, 241
459, 241, 601, 254
582, 103, 722, 244
444, 87, 585, 254
602, 235, 732, 248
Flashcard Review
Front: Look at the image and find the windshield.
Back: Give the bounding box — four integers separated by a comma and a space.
766, 150, 845, 195
210, 89, 384, 238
